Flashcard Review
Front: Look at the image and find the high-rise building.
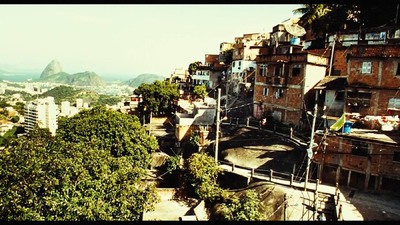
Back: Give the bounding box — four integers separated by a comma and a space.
61, 100, 70, 116
24, 96, 58, 136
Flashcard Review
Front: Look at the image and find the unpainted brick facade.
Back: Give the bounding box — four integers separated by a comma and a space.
253, 51, 328, 126
314, 132, 400, 191
345, 45, 400, 116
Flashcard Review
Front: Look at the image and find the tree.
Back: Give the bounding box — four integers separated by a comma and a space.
293, 4, 334, 37
57, 106, 158, 166
183, 153, 223, 203
218, 190, 262, 221
0, 99, 10, 108
294, 4, 400, 38
188, 61, 202, 75
13, 102, 25, 116
193, 85, 208, 101
133, 80, 179, 117
0, 107, 159, 220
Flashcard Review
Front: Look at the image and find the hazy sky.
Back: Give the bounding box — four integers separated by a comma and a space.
0, 4, 301, 78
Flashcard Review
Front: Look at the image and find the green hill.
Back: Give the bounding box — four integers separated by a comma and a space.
40, 85, 120, 106
124, 74, 165, 87
40, 71, 106, 87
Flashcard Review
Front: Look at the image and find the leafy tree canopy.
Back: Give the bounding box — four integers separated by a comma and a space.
218, 190, 262, 221
193, 85, 208, 100
294, 4, 400, 37
0, 107, 159, 220
133, 80, 179, 116
183, 153, 223, 203
40, 85, 81, 104
188, 61, 202, 75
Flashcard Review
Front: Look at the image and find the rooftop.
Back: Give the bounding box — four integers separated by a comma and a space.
316, 128, 400, 145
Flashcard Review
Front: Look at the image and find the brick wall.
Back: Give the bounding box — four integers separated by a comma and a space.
314, 134, 400, 180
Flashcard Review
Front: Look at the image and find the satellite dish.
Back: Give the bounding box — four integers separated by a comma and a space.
283, 19, 306, 37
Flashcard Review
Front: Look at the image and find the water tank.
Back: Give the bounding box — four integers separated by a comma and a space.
290, 37, 300, 45
343, 121, 353, 134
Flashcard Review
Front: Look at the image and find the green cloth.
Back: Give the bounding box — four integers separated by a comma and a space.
330, 113, 345, 131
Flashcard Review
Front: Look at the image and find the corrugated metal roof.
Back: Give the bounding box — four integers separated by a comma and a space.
314, 76, 347, 90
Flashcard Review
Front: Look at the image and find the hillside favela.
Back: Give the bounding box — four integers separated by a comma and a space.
1, 4, 400, 221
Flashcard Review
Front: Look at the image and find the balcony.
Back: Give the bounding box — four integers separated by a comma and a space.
266, 76, 288, 86
256, 53, 328, 66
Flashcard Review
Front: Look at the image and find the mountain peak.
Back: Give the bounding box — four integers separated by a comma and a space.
40, 59, 63, 79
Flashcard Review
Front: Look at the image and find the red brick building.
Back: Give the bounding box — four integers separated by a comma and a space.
311, 39, 400, 192
253, 44, 328, 128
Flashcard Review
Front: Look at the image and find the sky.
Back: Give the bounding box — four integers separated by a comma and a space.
0, 4, 302, 79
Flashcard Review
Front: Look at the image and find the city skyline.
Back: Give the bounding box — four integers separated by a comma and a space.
0, 4, 300, 78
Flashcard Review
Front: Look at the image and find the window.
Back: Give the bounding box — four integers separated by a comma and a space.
275, 65, 282, 77
362, 61, 372, 74
292, 64, 301, 77
238, 61, 242, 67
388, 98, 400, 110
393, 151, 400, 163
260, 64, 268, 76
396, 62, 400, 76
351, 141, 369, 156
347, 92, 372, 108
263, 88, 269, 96
233, 62, 236, 68
275, 88, 284, 98
275, 64, 289, 77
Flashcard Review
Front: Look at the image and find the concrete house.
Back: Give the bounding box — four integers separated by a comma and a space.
229, 33, 267, 95
174, 98, 216, 153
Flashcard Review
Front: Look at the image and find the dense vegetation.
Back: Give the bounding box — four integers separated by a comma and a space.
193, 85, 208, 100
39, 71, 106, 87
37, 85, 121, 106
134, 80, 179, 117
124, 74, 165, 88
183, 153, 223, 203
0, 106, 159, 220
294, 4, 400, 38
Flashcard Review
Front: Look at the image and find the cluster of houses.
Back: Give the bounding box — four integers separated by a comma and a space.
167, 17, 400, 193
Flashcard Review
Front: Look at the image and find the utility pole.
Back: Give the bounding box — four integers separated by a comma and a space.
283, 193, 287, 221
149, 112, 152, 135
215, 88, 221, 163
328, 34, 336, 76
318, 128, 329, 182
305, 104, 318, 191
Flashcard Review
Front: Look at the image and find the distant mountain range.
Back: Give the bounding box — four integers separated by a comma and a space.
0, 69, 38, 82
0, 60, 166, 87
38, 60, 106, 87
123, 74, 166, 88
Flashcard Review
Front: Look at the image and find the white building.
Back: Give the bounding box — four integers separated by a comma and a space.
60, 100, 70, 116
76, 98, 83, 109
24, 96, 58, 136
